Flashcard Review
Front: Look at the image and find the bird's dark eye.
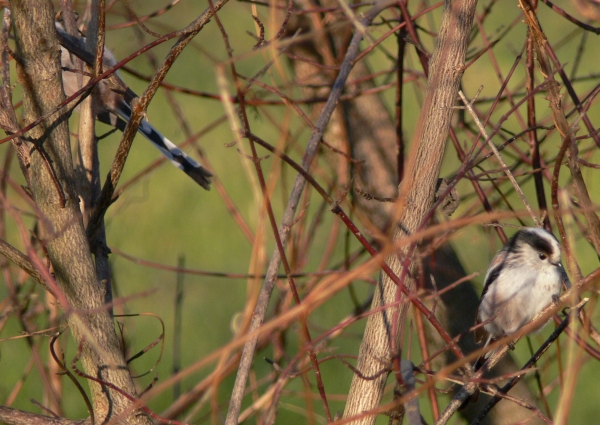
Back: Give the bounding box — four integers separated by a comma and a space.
539, 253, 547, 260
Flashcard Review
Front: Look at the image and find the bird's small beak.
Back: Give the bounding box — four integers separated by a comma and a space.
558, 263, 571, 289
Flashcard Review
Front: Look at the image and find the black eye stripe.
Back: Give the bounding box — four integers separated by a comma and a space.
511, 229, 556, 257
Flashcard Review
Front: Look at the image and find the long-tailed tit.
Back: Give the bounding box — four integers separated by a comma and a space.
475, 227, 571, 346
56, 24, 212, 190
458, 227, 570, 410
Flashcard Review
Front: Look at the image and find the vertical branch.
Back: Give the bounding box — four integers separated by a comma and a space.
71, 0, 114, 310
525, 27, 550, 230
224, 2, 399, 424
519, 0, 591, 278
343, 1, 478, 423
10, 1, 151, 422
173, 255, 185, 400
0, 8, 30, 180
395, 24, 407, 183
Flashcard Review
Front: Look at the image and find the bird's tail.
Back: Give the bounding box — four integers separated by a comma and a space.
458, 335, 494, 410
108, 103, 213, 190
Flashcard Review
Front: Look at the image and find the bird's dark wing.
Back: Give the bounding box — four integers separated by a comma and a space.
474, 250, 507, 343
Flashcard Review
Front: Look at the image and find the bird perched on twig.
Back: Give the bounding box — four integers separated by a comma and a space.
56, 23, 213, 190
475, 227, 570, 348
459, 227, 570, 409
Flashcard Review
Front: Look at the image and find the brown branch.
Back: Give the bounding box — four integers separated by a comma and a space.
343, 0, 478, 423
86, 0, 230, 241
224, 1, 400, 424
0, 406, 87, 425
540, 0, 600, 34
519, 0, 596, 279
471, 313, 572, 424
0, 8, 30, 179
0, 237, 46, 286
10, 1, 152, 422
436, 286, 594, 424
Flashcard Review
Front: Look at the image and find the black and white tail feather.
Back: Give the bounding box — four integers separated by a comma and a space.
57, 23, 212, 190
106, 102, 212, 190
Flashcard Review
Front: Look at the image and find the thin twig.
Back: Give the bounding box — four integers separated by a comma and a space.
224, 2, 399, 424
458, 90, 540, 227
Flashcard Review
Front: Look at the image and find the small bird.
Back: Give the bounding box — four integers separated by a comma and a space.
56, 24, 213, 190
475, 226, 571, 347
459, 227, 570, 410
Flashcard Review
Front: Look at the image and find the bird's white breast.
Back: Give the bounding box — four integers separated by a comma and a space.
480, 264, 561, 337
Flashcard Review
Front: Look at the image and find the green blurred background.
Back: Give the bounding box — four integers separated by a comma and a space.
1, 0, 599, 423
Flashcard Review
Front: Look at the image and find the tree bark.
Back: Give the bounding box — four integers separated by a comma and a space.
0, 406, 87, 425
343, 1, 479, 423
9, 1, 151, 423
